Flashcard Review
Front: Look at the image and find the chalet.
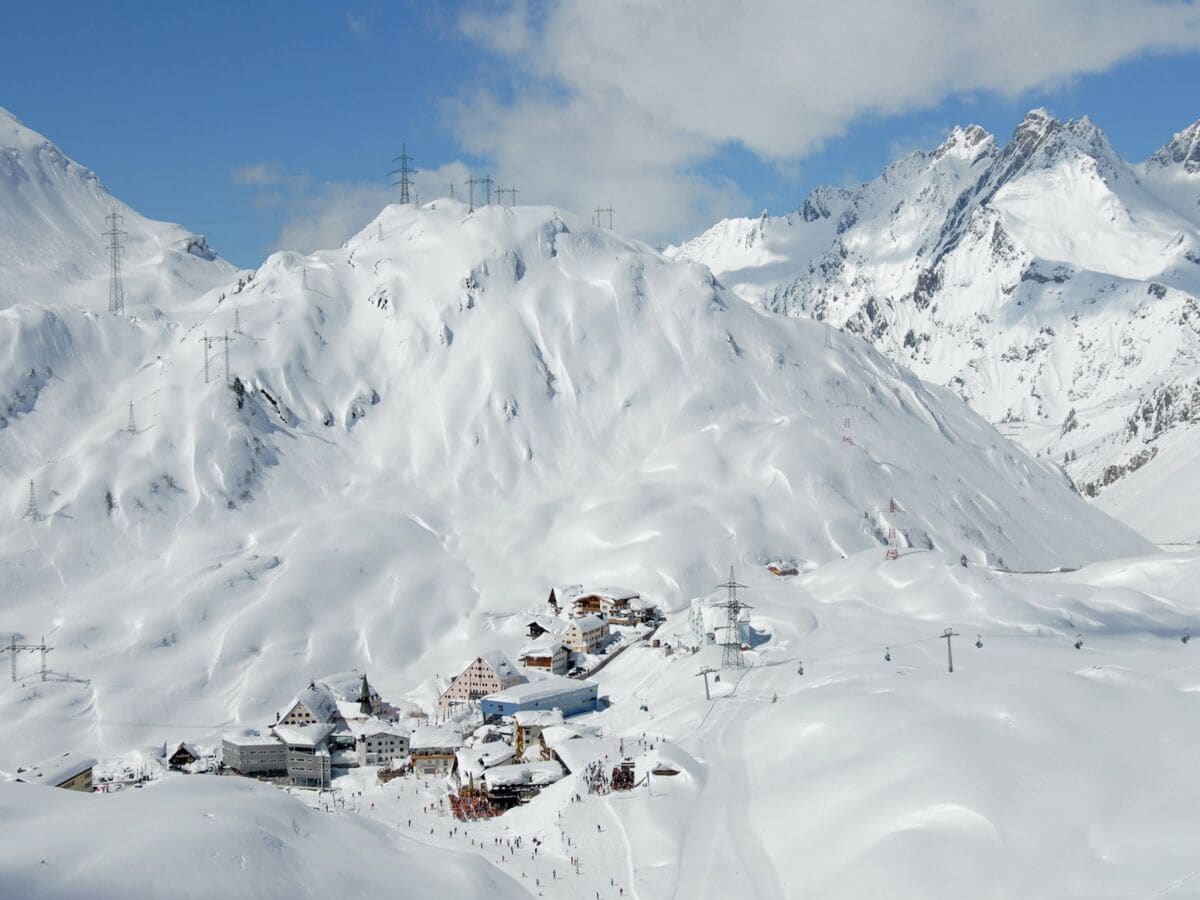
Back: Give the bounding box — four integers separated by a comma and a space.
438, 651, 526, 710
410, 725, 464, 777
570, 587, 658, 625
167, 742, 202, 771
547, 584, 583, 614
276, 681, 339, 726
14, 752, 96, 792
526, 615, 563, 640
561, 614, 609, 653
517, 639, 571, 676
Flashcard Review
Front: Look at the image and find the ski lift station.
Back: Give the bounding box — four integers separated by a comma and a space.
479, 675, 599, 722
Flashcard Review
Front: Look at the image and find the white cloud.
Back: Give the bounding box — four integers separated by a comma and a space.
230, 163, 287, 187
450, 0, 1200, 241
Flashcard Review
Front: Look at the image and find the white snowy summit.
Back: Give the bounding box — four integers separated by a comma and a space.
671, 110, 1200, 541
0, 106, 235, 310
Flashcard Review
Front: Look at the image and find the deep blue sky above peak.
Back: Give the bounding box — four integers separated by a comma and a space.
2, 1, 1198, 267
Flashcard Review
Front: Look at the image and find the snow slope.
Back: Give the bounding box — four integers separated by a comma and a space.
670, 111, 1200, 541
0, 195, 1151, 767
0, 775, 525, 899
0, 106, 235, 311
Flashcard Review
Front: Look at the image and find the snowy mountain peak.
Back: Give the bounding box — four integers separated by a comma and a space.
1147, 118, 1200, 174
932, 124, 996, 162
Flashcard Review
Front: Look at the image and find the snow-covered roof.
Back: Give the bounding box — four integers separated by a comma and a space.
526, 615, 566, 634
567, 614, 606, 632
345, 716, 408, 740
272, 723, 336, 748
278, 682, 339, 724
15, 752, 96, 787
519, 639, 568, 659
455, 744, 516, 780
549, 584, 584, 602
482, 760, 564, 789
410, 725, 464, 752
478, 651, 524, 684
593, 586, 640, 601
484, 674, 594, 705
170, 741, 201, 759
320, 670, 378, 703
222, 727, 280, 748
549, 736, 625, 775
539, 724, 595, 748
514, 709, 564, 729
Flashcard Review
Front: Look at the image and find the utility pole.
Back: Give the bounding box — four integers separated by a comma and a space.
202, 330, 210, 384
715, 566, 752, 669
825, 321, 833, 350
940, 627, 959, 673
480, 175, 493, 206
696, 666, 718, 700
127, 401, 137, 435
466, 175, 482, 213
234, 308, 243, 335
102, 210, 127, 315
390, 144, 417, 205
2, 634, 52, 683
496, 186, 519, 207
594, 207, 615, 229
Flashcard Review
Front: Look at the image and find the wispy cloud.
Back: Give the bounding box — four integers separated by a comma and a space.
448, 0, 1200, 242
230, 162, 287, 187
346, 12, 369, 40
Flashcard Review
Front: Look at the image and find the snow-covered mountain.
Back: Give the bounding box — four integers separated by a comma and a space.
670, 110, 1200, 541
0, 106, 235, 311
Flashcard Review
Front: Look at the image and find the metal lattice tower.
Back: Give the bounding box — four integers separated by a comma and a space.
594, 207, 615, 229
714, 566, 752, 669
496, 186, 519, 207
480, 174, 493, 206
127, 401, 137, 435
24, 479, 39, 521
881, 497, 905, 560
390, 144, 417, 204
102, 210, 127, 314
825, 321, 833, 349
202, 331, 233, 384
838, 402, 863, 446
3, 634, 53, 682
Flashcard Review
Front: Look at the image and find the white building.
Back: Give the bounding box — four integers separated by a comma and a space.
276, 681, 340, 726
561, 614, 609, 653
350, 720, 409, 767
438, 651, 526, 709
410, 725, 464, 777
518, 639, 571, 675
687, 596, 751, 650
14, 752, 96, 792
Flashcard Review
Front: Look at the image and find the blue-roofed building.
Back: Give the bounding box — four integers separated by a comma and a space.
480, 676, 599, 722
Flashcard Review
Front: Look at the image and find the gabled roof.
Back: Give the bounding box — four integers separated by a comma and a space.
593, 586, 641, 601
477, 651, 524, 685
567, 614, 607, 632
519, 639, 568, 659
410, 725, 464, 752
170, 741, 201, 760
455, 744, 516, 780
278, 681, 339, 724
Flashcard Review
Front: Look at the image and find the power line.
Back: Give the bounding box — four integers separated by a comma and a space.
714, 566, 751, 669
102, 210, 127, 314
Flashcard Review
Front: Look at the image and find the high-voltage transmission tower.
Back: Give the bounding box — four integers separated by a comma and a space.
480, 175, 493, 206
24, 479, 40, 521
202, 331, 233, 384
496, 186, 519, 207
881, 497, 905, 560
127, 401, 137, 434
714, 566, 752, 669
390, 144, 417, 204
594, 207, 615, 229
3, 634, 53, 682
466, 175, 483, 213
102, 210, 127, 314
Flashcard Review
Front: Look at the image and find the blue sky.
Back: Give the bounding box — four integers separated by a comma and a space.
2, 2, 1198, 267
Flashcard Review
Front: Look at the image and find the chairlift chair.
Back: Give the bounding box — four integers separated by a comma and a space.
975, 635, 983, 649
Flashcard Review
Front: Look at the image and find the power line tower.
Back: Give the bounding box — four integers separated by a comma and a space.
594, 207, 615, 229
714, 566, 752, 669
390, 144, 417, 204
881, 497, 905, 560
825, 321, 833, 350
466, 175, 483, 213
480, 174, 493, 206
496, 186, 519, 207
201, 331, 233, 384
127, 401, 137, 435
102, 210, 127, 314
3, 634, 53, 682
24, 479, 40, 521
838, 402, 863, 446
